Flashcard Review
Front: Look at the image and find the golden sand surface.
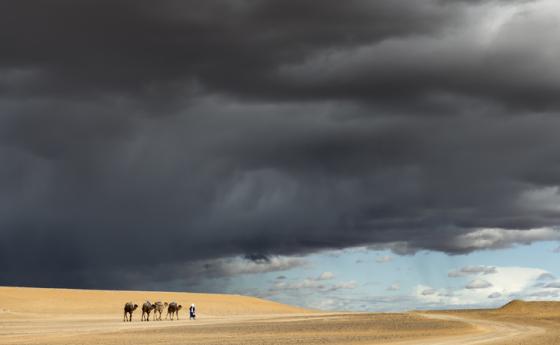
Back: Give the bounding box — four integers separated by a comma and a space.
1, 287, 557, 345
424, 300, 560, 345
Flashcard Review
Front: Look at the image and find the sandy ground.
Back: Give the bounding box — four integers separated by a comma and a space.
1, 287, 558, 345
424, 300, 560, 345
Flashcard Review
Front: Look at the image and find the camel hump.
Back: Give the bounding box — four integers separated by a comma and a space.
124, 302, 137, 312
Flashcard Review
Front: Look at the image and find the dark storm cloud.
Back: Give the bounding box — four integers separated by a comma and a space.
0, 0, 454, 98
1, 0, 560, 288
1, 0, 555, 111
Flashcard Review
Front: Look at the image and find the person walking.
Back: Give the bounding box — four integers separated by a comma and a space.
189, 303, 196, 320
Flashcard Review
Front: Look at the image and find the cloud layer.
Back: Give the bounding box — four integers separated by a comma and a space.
416, 266, 557, 308
2, 0, 560, 288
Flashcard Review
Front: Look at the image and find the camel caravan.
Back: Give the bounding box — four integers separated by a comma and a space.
123, 301, 196, 322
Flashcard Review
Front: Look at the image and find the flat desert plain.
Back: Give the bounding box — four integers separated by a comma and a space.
1, 286, 559, 345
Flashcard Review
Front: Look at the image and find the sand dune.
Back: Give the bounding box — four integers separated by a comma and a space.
1, 286, 559, 345
0, 286, 307, 318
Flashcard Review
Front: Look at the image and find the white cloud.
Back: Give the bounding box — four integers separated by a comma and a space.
451, 228, 560, 252
308, 298, 339, 311
305, 295, 419, 312
327, 281, 358, 292
421, 288, 436, 296
317, 272, 335, 280
272, 279, 323, 291
387, 283, 400, 291
448, 265, 497, 277
375, 255, 393, 264
438, 290, 455, 298
371, 227, 560, 256
416, 266, 552, 307
537, 273, 555, 281
466, 279, 493, 289
529, 290, 560, 298
544, 282, 560, 288
368, 242, 417, 255
484, 267, 548, 294
271, 277, 356, 293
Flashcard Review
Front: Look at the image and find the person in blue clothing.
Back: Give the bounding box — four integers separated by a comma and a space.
189, 303, 196, 320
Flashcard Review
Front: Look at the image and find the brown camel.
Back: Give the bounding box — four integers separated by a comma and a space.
141, 301, 156, 321
123, 302, 138, 322
166, 302, 182, 320
153, 301, 168, 321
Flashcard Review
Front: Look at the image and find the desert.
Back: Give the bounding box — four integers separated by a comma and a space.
1, 286, 559, 345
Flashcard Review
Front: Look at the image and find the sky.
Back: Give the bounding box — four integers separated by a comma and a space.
1, 0, 560, 311
206, 243, 560, 311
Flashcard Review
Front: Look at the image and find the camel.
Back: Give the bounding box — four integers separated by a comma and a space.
153, 301, 168, 321
141, 301, 156, 321
123, 302, 138, 322
166, 301, 182, 320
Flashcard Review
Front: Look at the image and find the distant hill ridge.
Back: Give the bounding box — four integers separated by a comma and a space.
498, 299, 560, 315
